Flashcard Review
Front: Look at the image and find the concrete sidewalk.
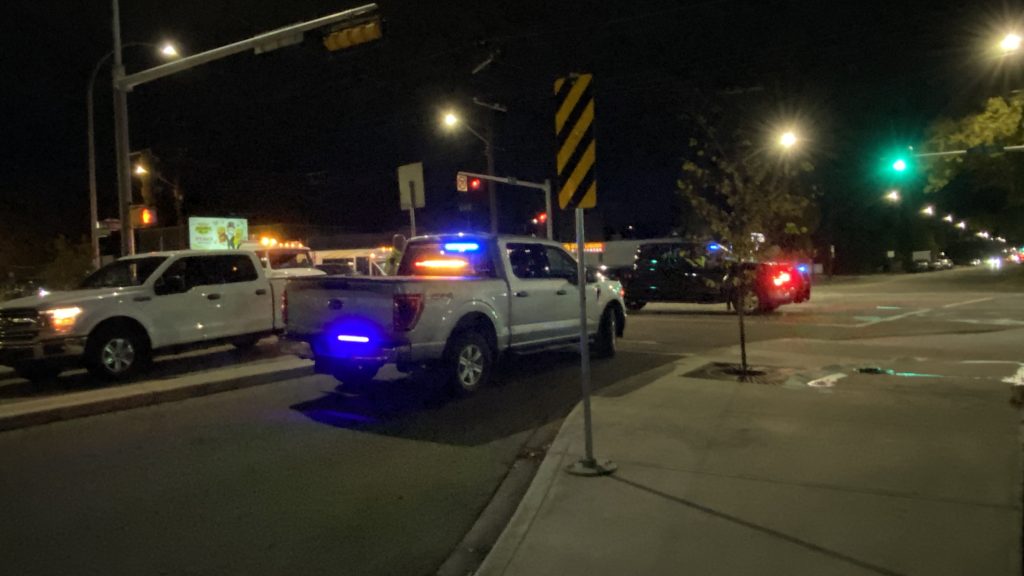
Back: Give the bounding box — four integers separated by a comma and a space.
0, 355, 312, 432
478, 340, 1022, 576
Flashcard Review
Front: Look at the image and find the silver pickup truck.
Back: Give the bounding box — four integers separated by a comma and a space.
283, 234, 626, 395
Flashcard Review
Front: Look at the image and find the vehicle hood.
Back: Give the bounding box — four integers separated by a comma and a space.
0, 286, 147, 310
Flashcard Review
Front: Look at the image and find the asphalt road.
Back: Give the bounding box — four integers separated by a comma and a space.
1, 265, 1022, 576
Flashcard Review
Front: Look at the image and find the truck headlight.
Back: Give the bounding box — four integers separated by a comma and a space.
43, 307, 82, 332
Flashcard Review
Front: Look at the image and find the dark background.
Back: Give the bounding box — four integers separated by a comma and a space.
2, 0, 1021, 269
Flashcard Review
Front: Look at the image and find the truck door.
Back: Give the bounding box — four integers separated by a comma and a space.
150, 257, 220, 345
505, 242, 577, 346
212, 254, 273, 337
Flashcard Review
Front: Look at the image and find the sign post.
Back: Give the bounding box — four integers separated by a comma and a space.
398, 162, 425, 237
555, 73, 615, 476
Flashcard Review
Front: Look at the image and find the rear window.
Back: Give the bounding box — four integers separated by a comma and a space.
397, 240, 496, 277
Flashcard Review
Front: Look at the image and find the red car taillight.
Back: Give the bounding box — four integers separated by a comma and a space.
772, 271, 792, 287
393, 294, 424, 332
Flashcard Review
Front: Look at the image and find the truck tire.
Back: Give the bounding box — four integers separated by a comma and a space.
85, 323, 150, 381
734, 290, 763, 315
593, 307, 618, 358
14, 362, 62, 384
445, 330, 493, 396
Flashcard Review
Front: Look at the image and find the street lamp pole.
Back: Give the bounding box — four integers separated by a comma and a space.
112, 0, 135, 256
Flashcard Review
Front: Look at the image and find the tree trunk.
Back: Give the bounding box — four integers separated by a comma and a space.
738, 283, 749, 380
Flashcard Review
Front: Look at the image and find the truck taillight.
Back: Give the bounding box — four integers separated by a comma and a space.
393, 294, 424, 332
772, 271, 792, 287
281, 288, 288, 326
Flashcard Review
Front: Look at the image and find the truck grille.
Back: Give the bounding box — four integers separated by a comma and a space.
0, 308, 41, 344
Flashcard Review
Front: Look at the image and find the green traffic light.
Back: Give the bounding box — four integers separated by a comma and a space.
892, 159, 907, 172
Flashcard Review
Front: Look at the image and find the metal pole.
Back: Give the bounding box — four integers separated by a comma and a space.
112, 0, 134, 256
485, 123, 497, 234
565, 207, 616, 477
408, 181, 417, 237
86, 75, 101, 269
543, 179, 553, 240
575, 208, 594, 465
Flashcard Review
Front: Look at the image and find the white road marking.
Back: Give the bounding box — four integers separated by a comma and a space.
942, 297, 994, 309
853, 308, 931, 327
807, 373, 846, 388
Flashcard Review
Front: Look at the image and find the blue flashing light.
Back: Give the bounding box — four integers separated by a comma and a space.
337, 335, 371, 343
707, 243, 723, 252
797, 264, 810, 274
443, 242, 480, 253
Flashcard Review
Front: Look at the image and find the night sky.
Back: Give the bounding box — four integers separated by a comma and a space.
2, 0, 1020, 262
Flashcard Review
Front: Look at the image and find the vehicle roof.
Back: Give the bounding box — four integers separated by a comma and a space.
408, 233, 565, 246
120, 249, 258, 259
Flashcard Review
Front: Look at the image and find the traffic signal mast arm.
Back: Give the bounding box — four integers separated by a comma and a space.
457, 171, 553, 240
117, 3, 379, 91
913, 144, 1024, 159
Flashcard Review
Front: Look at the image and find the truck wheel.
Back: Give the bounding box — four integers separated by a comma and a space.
85, 323, 150, 381
445, 330, 493, 396
625, 300, 646, 312
14, 362, 62, 384
734, 291, 762, 315
593, 308, 618, 358
331, 363, 379, 387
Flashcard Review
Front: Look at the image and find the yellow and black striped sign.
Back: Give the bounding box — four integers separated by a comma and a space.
554, 73, 597, 210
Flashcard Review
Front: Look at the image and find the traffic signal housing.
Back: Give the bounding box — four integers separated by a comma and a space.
131, 205, 157, 228
323, 16, 383, 51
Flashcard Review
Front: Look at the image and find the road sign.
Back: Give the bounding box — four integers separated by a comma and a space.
398, 162, 425, 210
554, 73, 597, 210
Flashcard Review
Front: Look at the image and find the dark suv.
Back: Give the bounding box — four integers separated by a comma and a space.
620, 241, 810, 313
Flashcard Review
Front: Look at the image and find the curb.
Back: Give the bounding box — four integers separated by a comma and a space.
0, 361, 313, 432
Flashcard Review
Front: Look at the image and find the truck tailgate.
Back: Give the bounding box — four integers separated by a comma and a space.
285, 276, 400, 339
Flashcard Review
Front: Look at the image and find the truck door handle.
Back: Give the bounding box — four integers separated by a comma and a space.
556, 289, 568, 295
206, 293, 222, 301
514, 291, 529, 297
255, 289, 267, 295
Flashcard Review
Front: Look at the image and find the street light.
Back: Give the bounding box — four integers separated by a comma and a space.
441, 109, 498, 233
87, 40, 178, 268
778, 130, 798, 150
885, 190, 901, 203
957, 221, 967, 230
1000, 32, 1022, 54
943, 214, 954, 222
920, 205, 935, 216
133, 163, 149, 175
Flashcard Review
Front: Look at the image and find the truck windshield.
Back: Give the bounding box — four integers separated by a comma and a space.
398, 241, 496, 277
261, 250, 315, 269
80, 257, 168, 289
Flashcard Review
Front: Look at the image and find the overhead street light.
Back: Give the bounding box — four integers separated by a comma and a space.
1000, 32, 1022, 54
957, 221, 967, 230
87, 39, 179, 268
943, 214, 954, 222
885, 190, 901, 203
441, 107, 499, 233
920, 205, 934, 216
778, 130, 798, 150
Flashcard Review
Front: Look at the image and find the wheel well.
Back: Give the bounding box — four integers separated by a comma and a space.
88, 317, 152, 352
448, 313, 498, 356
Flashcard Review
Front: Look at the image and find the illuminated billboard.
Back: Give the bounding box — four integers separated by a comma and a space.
188, 217, 248, 250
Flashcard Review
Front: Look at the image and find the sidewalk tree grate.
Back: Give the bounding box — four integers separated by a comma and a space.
683, 362, 791, 385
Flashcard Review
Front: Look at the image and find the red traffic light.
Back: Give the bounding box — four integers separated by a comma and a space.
536, 212, 548, 223
469, 177, 482, 191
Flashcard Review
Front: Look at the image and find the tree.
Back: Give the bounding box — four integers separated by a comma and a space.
41, 236, 94, 290
677, 118, 814, 377
921, 95, 1024, 239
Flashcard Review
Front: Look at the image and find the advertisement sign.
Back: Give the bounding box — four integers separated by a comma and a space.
189, 217, 249, 250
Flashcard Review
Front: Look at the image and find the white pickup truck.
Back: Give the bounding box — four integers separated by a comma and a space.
0, 250, 289, 382
283, 234, 627, 394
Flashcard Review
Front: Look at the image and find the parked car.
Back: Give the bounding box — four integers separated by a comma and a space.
282, 234, 626, 395
620, 241, 810, 314
0, 250, 288, 383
